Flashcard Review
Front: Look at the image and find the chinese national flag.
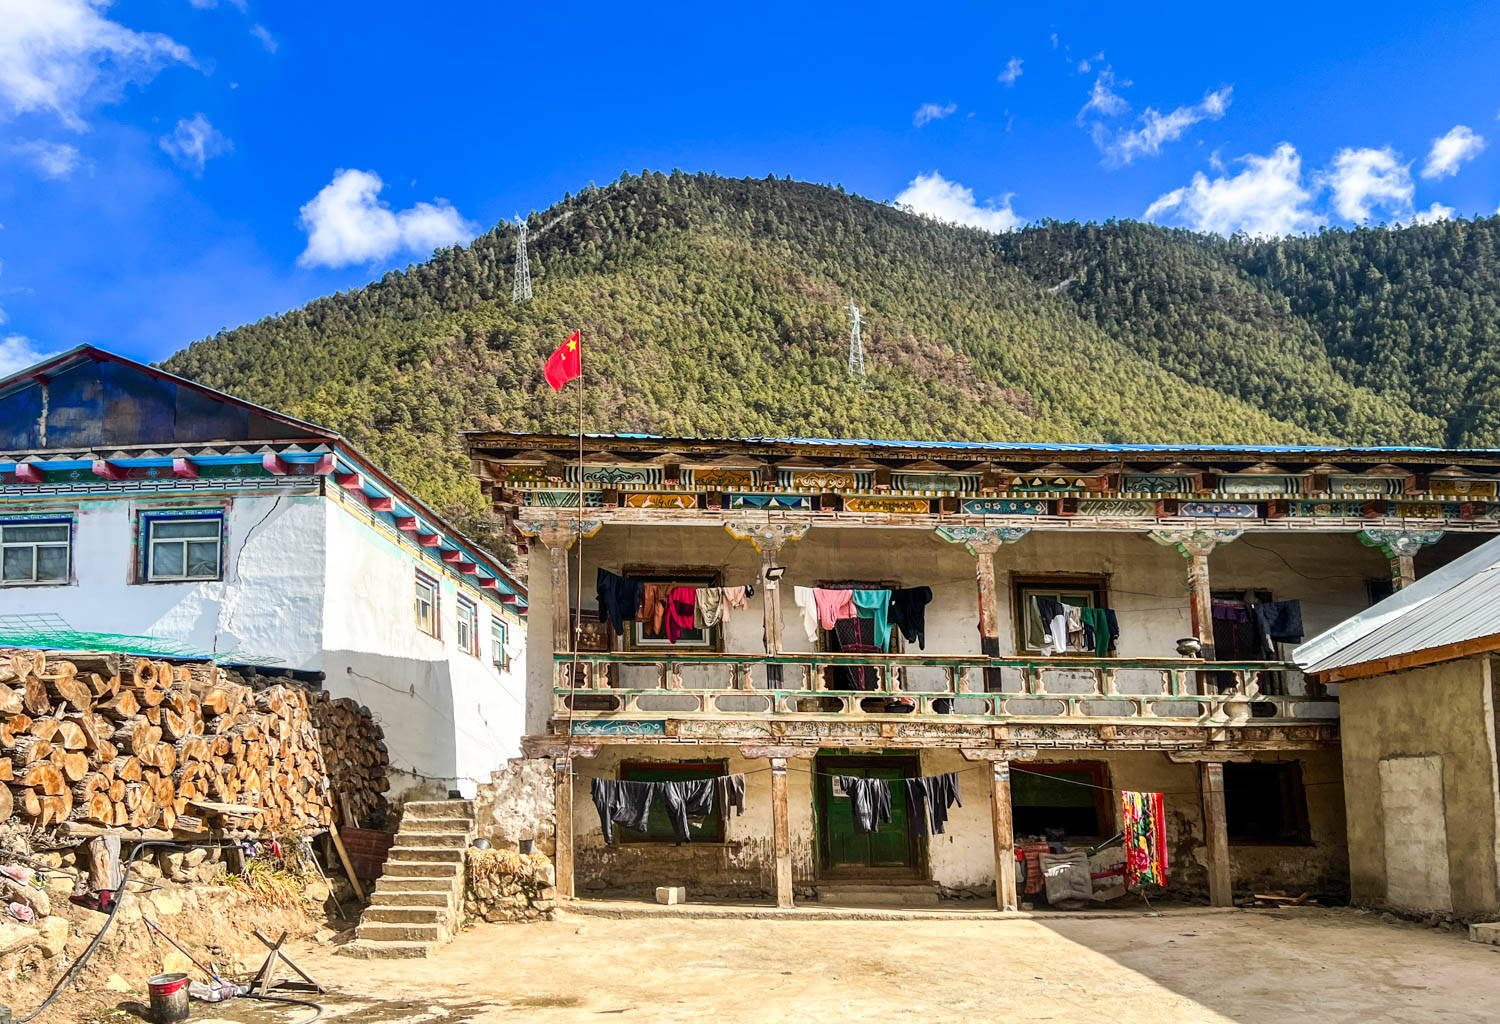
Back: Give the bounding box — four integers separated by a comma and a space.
544, 330, 582, 390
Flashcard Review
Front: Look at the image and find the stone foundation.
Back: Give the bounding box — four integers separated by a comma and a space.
463, 848, 557, 923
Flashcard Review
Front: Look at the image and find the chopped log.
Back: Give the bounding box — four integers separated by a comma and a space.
21, 676, 50, 716
0, 715, 29, 747
96, 691, 139, 721
11, 737, 52, 766
0, 758, 11, 783
56, 751, 89, 783
9, 785, 38, 819
0, 784, 12, 821
41, 672, 91, 712
0, 686, 23, 716
52, 720, 86, 750
21, 761, 65, 795
28, 718, 60, 742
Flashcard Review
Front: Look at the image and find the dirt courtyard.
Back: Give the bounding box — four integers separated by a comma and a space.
75, 907, 1500, 1024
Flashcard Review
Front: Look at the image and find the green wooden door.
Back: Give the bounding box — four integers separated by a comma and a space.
820, 762, 913, 870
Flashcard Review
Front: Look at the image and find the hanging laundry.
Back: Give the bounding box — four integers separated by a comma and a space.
697, 585, 751, 628
831, 618, 879, 690
1034, 596, 1068, 655
641, 583, 671, 635
1079, 607, 1117, 656
1040, 849, 1093, 903
838, 776, 893, 834
1065, 604, 1085, 651
1252, 600, 1304, 653
852, 589, 892, 650
793, 586, 820, 642
590, 777, 656, 845
665, 586, 698, 643
889, 586, 933, 649
660, 778, 717, 842
596, 568, 644, 634
1211, 601, 1250, 622
1121, 790, 1168, 888
717, 773, 746, 818
905, 773, 963, 836
813, 588, 856, 630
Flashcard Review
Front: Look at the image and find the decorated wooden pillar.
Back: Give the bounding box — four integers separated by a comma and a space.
771, 756, 792, 908
724, 522, 810, 656
1359, 529, 1443, 591
1148, 529, 1244, 662
936, 526, 1031, 691
553, 755, 574, 899
523, 519, 603, 653
990, 761, 1018, 911
1199, 761, 1232, 908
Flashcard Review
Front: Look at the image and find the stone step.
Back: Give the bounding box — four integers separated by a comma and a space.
362, 906, 448, 925
355, 922, 447, 943
392, 832, 469, 849
388, 846, 465, 864
372, 876, 456, 894
401, 816, 476, 835
336, 939, 434, 960
816, 883, 941, 908
382, 859, 460, 878
370, 890, 453, 909
402, 801, 475, 819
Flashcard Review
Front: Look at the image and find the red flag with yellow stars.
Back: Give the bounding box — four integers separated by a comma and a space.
544, 330, 581, 390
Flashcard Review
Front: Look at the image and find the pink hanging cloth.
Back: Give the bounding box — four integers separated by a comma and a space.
665, 586, 699, 643
813, 588, 855, 630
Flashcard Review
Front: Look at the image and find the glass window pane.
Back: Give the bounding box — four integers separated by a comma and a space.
186, 541, 219, 577
35, 546, 68, 581
153, 519, 220, 539
2, 548, 33, 581
2, 525, 68, 543
152, 542, 185, 577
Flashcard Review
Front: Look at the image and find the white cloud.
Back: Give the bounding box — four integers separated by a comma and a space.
12, 139, 81, 179
1422, 125, 1485, 180
1413, 201, 1455, 225
997, 57, 1023, 86
0, 336, 56, 377
892, 171, 1023, 233
1103, 86, 1232, 165
1144, 143, 1318, 237
186, 0, 247, 10
1323, 146, 1413, 222
158, 114, 231, 174
913, 102, 957, 127
1078, 67, 1130, 120
297, 168, 478, 269
0, 0, 194, 130
250, 24, 277, 54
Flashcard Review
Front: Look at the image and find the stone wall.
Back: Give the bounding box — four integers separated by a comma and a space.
464, 848, 557, 923
472, 756, 556, 856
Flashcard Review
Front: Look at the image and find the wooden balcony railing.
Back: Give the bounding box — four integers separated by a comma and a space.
551, 652, 1335, 725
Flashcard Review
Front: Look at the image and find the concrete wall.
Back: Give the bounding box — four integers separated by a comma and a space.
320, 493, 527, 800
1339, 657, 1500, 918
0, 488, 327, 667
567, 745, 1347, 898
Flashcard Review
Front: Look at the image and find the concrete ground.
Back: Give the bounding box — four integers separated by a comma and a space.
84, 906, 1500, 1024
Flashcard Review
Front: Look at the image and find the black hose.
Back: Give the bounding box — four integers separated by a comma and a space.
246, 992, 325, 1023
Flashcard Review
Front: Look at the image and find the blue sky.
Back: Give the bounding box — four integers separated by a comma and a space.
1, 1, 1497, 374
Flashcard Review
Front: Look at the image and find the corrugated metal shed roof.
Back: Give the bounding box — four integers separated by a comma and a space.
1295, 534, 1500, 677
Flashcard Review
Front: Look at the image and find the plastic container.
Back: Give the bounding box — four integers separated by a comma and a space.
147, 973, 190, 1023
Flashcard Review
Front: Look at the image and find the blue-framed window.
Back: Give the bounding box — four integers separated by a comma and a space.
140, 510, 225, 583
491, 619, 509, 671
0, 518, 71, 586
456, 595, 478, 656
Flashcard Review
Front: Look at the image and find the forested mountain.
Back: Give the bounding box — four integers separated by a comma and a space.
162, 172, 1500, 540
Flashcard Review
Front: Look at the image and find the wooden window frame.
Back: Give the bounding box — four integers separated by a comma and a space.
1224, 760, 1312, 846
616, 759, 728, 843
491, 619, 509, 671
414, 571, 440, 640
621, 564, 724, 652
1010, 573, 1110, 655
0, 518, 71, 587
455, 595, 479, 656
1009, 760, 1113, 841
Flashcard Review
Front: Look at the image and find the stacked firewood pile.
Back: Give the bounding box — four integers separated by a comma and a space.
0, 649, 385, 834
307, 693, 390, 827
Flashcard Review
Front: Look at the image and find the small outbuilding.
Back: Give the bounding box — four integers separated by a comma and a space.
1296, 535, 1500, 919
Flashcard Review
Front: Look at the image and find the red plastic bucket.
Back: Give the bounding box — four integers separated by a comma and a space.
147, 972, 190, 1022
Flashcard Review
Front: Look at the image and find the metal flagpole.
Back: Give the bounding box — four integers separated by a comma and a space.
566, 329, 584, 862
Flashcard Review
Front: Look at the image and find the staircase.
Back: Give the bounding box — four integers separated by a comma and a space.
339, 799, 475, 959
815, 880, 941, 908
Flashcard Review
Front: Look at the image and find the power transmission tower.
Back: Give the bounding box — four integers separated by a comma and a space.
512, 218, 532, 303
847, 301, 865, 377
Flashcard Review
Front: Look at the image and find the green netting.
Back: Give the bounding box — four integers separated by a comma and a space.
0, 613, 278, 663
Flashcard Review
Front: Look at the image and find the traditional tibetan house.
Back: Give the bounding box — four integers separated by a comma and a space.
1296, 534, 1500, 920
470, 432, 1500, 909
0, 346, 527, 801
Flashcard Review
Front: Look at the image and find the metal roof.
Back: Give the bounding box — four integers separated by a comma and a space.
1295, 534, 1500, 677
465, 430, 1500, 459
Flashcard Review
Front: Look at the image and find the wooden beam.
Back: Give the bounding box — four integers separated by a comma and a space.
311, 453, 336, 476
454, 560, 476, 574
440, 549, 464, 563
13, 462, 44, 484
91, 459, 126, 481
554, 758, 574, 900
171, 458, 199, 479
990, 761, 1017, 911
328, 826, 365, 901
393, 516, 418, 532
262, 454, 290, 475
417, 532, 440, 547
335, 471, 363, 491
1316, 631, 1500, 684
367, 496, 394, 513
1200, 762, 1232, 908
478, 577, 500, 591
499, 593, 518, 605
771, 756, 793, 908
